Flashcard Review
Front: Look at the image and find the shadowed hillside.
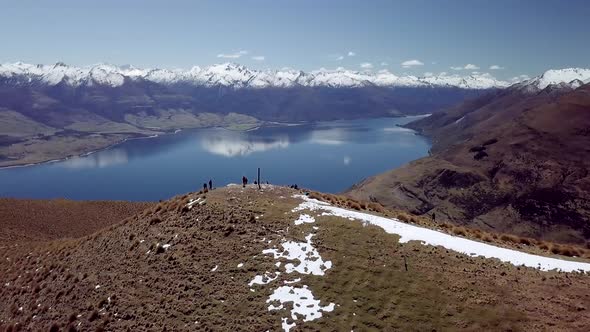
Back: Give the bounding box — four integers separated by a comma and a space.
347, 83, 590, 245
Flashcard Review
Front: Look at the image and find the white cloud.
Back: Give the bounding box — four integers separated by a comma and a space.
335, 55, 344, 61
343, 156, 351, 165
511, 74, 530, 82
360, 62, 373, 69
251, 56, 265, 61
489, 65, 504, 70
380, 62, 388, 66
201, 133, 289, 157
423, 72, 433, 77
401, 59, 424, 68
217, 50, 249, 59
347, 51, 356, 56
451, 64, 480, 70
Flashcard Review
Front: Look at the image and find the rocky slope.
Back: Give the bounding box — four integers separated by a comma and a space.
347, 75, 590, 245
1, 185, 590, 331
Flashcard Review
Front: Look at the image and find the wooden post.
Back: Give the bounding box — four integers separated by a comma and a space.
403, 256, 408, 271
257, 168, 261, 190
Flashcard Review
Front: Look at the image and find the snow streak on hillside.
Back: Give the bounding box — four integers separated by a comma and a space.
293, 195, 590, 273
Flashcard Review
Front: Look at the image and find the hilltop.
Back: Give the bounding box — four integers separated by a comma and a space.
1, 185, 590, 331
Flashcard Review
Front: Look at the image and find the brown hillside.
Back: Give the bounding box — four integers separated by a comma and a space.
347, 84, 590, 245
1, 185, 590, 331
0, 198, 153, 243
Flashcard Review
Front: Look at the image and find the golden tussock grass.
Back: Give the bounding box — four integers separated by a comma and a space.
500, 234, 518, 243
452, 226, 467, 236
367, 202, 386, 213
397, 213, 411, 223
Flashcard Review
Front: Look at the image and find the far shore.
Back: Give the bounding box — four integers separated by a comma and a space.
0, 114, 430, 169
0, 120, 299, 169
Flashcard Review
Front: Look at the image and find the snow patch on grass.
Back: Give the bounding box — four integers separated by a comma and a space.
187, 197, 206, 210
293, 195, 590, 273
281, 317, 296, 332
262, 234, 332, 276
294, 214, 315, 225
248, 272, 280, 286
251, 228, 335, 331
268, 285, 335, 322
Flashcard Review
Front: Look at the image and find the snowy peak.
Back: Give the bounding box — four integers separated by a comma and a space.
0, 61, 514, 90
515, 68, 590, 92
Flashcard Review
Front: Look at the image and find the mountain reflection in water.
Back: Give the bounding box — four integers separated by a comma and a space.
0, 116, 430, 200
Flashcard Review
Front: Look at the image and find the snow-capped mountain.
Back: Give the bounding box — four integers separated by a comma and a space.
0, 62, 511, 90
513, 68, 590, 93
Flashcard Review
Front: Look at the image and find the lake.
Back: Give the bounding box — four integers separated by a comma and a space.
0, 116, 430, 201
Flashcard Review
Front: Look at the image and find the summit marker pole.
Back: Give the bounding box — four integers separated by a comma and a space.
258, 168, 261, 190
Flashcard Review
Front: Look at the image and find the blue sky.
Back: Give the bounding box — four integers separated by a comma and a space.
0, 0, 588, 80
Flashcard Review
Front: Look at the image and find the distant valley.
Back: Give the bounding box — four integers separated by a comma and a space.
0, 62, 499, 166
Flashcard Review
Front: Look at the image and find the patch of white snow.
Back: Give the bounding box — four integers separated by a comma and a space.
294, 214, 315, 225
267, 285, 335, 322
262, 234, 332, 275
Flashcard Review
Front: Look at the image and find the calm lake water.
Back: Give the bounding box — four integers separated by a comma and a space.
0, 117, 430, 201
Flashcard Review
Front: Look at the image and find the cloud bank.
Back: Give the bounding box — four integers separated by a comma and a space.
401, 59, 424, 68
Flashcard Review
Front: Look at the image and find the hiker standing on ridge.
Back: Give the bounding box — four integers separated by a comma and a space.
242, 176, 248, 188
203, 183, 208, 192
208, 179, 212, 190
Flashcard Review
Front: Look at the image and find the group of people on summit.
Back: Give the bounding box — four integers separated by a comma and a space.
201, 177, 290, 190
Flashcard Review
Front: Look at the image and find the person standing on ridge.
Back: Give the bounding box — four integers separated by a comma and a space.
242, 176, 248, 188
208, 179, 212, 190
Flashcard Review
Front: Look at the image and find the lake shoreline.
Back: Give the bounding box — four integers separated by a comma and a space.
0, 116, 432, 201
0, 120, 307, 170
0, 115, 429, 170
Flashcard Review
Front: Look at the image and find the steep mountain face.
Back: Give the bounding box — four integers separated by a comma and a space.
347, 72, 590, 245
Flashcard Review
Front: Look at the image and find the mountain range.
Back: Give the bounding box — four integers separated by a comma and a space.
0, 62, 512, 89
